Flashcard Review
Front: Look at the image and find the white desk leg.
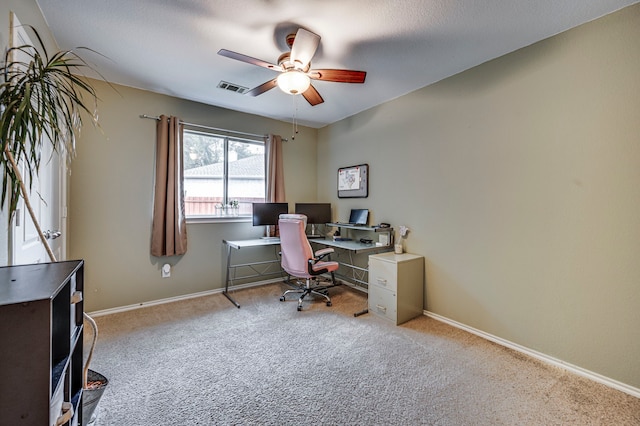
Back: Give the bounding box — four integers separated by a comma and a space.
222, 243, 241, 308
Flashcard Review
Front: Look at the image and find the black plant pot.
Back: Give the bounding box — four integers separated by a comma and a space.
82, 370, 108, 425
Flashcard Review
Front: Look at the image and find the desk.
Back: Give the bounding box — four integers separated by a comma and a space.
316, 223, 394, 285
310, 238, 392, 316
223, 238, 283, 308
310, 238, 390, 284
315, 224, 394, 316
222, 225, 394, 309
311, 238, 384, 254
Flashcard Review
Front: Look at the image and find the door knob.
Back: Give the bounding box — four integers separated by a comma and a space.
44, 230, 62, 240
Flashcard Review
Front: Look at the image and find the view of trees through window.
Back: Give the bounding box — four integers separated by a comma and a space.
183, 130, 265, 217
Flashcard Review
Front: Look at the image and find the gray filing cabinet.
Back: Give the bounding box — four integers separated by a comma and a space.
368, 252, 424, 325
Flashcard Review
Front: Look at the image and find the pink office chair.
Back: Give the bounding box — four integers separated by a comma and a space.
278, 214, 339, 311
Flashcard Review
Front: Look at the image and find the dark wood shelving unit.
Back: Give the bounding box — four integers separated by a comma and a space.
0, 260, 85, 425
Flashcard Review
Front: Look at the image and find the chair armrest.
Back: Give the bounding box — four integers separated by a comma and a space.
314, 247, 334, 260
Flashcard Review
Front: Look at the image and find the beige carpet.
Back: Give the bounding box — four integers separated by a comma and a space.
85, 283, 640, 425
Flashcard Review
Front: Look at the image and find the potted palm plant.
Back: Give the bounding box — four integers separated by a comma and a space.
0, 25, 108, 424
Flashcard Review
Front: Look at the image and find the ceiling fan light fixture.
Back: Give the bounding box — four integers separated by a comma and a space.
219, 28, 366, 106
277, 70, 310, 95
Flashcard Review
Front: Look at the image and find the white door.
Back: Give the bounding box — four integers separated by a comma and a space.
8, 13, 66, 265
10, 139, 66, 265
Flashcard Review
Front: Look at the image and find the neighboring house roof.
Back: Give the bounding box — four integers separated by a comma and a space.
185, 155, 264, 178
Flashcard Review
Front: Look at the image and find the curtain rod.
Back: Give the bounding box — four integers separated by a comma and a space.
139, 115, 287, 142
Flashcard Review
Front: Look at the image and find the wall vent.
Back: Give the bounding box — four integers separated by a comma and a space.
217, 81, 249, 94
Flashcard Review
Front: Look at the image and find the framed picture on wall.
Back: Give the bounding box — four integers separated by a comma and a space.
338, 164, 368, 198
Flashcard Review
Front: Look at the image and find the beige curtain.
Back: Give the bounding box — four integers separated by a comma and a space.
151, 115, 188, 256
265, 134, 286, 202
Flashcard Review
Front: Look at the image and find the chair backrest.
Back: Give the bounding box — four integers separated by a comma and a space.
278, 214, 313, 278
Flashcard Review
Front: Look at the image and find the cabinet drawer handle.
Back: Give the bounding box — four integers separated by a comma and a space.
71, 291, 83, 305
376, 278, 387, 286
375, 304, 387, 313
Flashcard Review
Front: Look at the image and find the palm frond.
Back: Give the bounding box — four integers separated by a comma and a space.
0, 25, 103, 218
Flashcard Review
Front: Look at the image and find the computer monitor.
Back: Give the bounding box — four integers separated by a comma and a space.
295, 203, 332, 238
252, 203, 288, 237
349, 209, 369, 225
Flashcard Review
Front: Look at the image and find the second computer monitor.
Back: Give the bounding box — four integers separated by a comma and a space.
294, 203, 332, 224
295, 203, 331, 238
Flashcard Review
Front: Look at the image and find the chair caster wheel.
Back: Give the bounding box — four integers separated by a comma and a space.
326, 301, 332, 307
280, 296, 285, 302
297, 306, 302, 311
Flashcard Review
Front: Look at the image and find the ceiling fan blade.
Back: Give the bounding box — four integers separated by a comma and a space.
309, 69, 367, 83
301, 84, 324, 106
290, 28, 320, 70
246, 78, 278, 96
217, 49, 280, 71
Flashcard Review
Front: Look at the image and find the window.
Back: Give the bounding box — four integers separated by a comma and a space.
183, 129, 265, 218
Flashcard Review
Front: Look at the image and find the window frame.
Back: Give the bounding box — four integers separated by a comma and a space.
182, 127, 266, 222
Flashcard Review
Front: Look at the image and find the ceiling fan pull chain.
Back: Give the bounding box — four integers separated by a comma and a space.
291, 94, 300, 140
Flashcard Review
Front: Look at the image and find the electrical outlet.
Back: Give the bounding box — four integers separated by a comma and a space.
162, 263, 171, 278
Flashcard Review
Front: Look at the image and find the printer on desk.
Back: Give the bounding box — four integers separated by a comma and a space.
377, 233, 390, 247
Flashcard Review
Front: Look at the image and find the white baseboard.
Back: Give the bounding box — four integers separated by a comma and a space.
88, 278, 284, 317
424, 310, 640, 399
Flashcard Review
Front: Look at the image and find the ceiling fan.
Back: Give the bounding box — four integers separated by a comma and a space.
218, 28, 366, 106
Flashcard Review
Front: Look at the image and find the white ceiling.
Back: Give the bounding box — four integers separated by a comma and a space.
36, 0, 638, 128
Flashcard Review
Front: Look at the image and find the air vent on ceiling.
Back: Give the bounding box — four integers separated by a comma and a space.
217, 81, 249, 94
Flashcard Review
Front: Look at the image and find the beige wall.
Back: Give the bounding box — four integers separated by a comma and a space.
319, 4, 640, 389
69, 80, 317, 311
